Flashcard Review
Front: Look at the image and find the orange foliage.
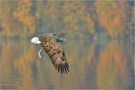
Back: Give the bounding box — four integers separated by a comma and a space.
1, 1, 133, 38
95, 0, 128, 37
13, 0, 35, 36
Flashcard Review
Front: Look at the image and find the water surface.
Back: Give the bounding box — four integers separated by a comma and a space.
1, 39, 134, 89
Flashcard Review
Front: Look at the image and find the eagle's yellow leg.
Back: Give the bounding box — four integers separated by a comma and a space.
37, 48, 43, 58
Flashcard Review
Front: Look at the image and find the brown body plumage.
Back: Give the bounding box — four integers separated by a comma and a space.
34, 33, 69, 74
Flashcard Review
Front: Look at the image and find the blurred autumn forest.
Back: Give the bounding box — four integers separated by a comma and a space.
1, 0, 134, 39
1, 0, 134, 89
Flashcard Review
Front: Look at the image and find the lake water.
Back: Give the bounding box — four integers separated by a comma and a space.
1, 38, 134, 89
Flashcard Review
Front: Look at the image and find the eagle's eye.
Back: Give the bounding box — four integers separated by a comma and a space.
43, 38, 50, 42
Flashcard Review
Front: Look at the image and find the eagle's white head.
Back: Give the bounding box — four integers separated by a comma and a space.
31, 37, 41, 44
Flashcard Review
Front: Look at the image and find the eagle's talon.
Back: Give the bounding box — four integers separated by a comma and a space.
37, 48, 43, 58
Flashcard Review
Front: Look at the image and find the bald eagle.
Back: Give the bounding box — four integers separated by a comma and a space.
31, 33, 69, 74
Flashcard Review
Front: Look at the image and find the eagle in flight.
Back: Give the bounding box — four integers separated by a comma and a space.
31, 33, 69, 74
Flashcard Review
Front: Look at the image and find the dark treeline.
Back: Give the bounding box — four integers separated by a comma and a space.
1, 0, 134, 39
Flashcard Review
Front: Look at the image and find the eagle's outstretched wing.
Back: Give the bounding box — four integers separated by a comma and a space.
43, 42, 69, 74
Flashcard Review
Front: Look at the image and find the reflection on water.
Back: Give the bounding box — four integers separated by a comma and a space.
1, 39, 134, 89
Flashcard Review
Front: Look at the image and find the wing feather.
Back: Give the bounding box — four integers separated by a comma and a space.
43, 42, 70, 74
